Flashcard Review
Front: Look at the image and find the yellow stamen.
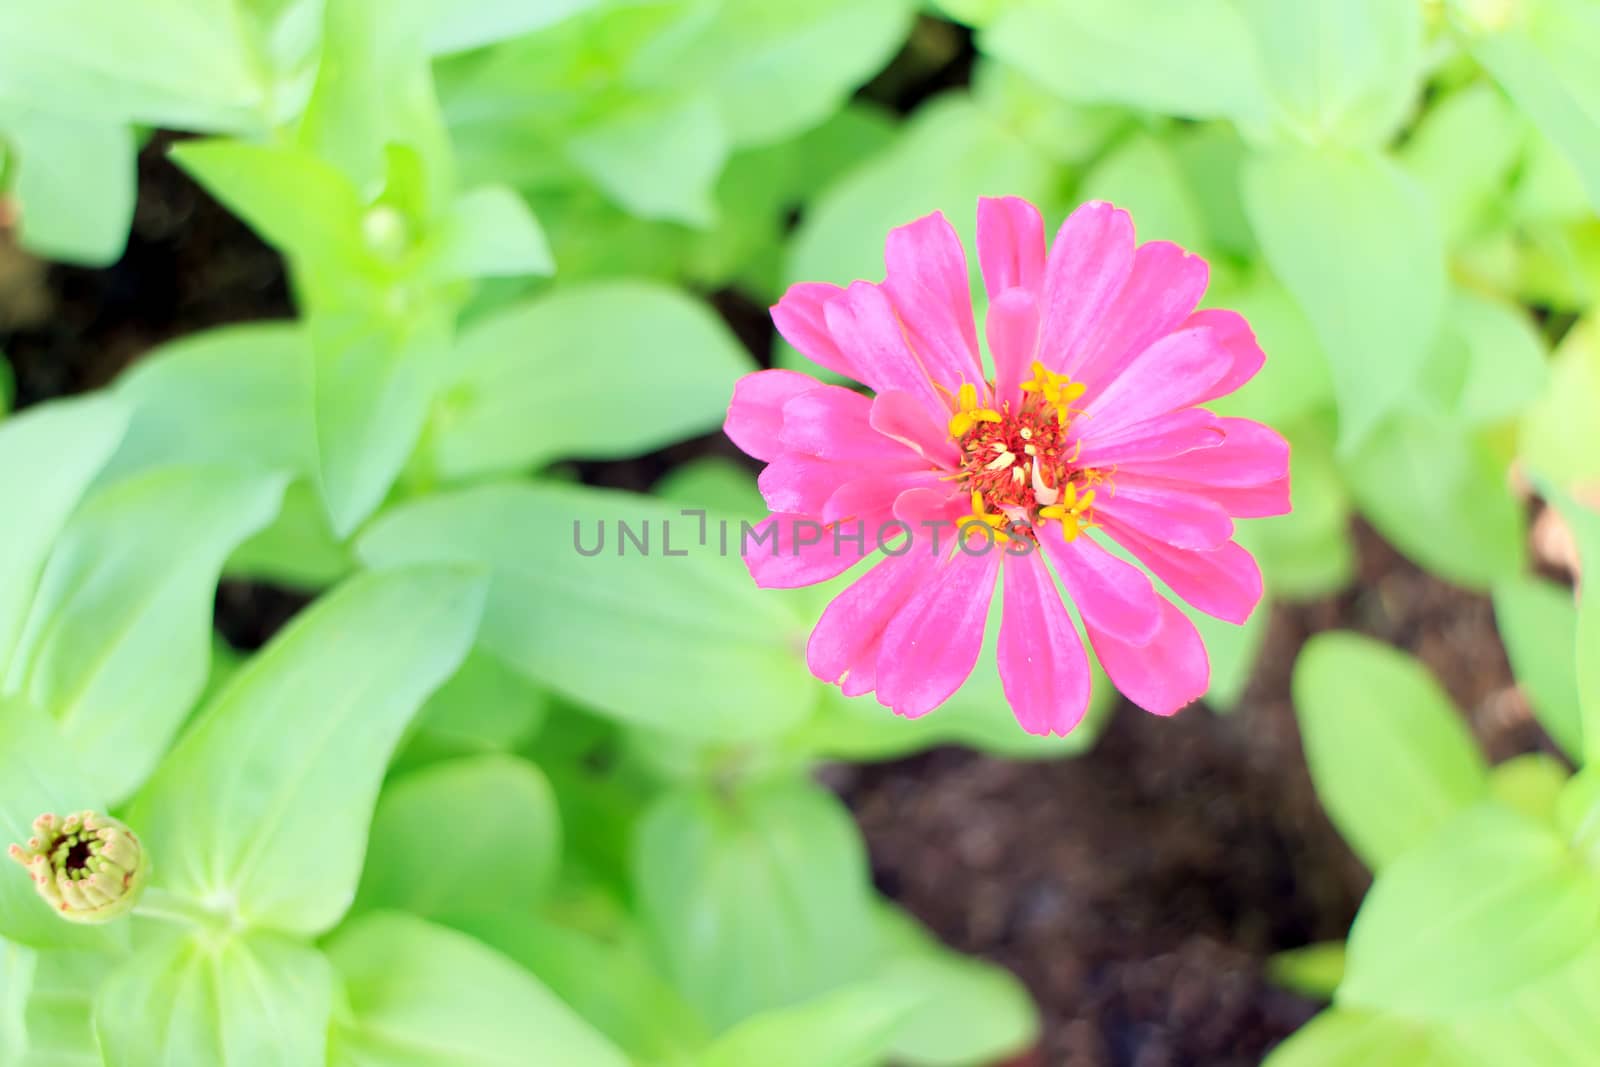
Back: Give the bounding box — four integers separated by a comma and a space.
956, 490, 1011, 543
947, 382, 1004, 439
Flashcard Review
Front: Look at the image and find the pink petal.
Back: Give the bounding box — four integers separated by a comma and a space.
977, 196, 1047, 301
999, 554, 1092, 736
778, 385, 916, 462
757, 452, 855, 516
1037, 202, 1136, 374
1076, 324, 1233, 442
808, 549, 941, 691
883, 212, 985, 390
746, 514, 872, 589
823, 470, 945, 525
724, 369, 819, 462
1087, 596, 1208, 717
875, 550, 1000, 718
1065, 240, 1210, 388
1186, 308, 1266, 403
1094, 481, 1234, 551
870, 390, 961, 468
1199, 477, 1292, 518
986, 287, 1041, 408
1114, 418, 1289, 488
893, 486, 965, 531
771, 281, 860, 382
1039, 527, 1161, 646
823, 281, 946, 412
1073, 409, 1227, 469
1104, 519, 1264, 625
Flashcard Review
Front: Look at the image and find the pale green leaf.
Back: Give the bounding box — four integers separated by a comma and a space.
1441, 943, 1600, 1067
1235, 421, 1353, 601
980, 0, 1266, 123
430, 282, 751, 481
95, 929, 331, 1067
1448, 289, 1548, 425
3, 111, 134, 267
1490, 754, 1571, 825
1494, 577, 1582, 760
1264, 1009, 1439, 1067
1077, 132, 1205, 250
700, 982, 922, 1067
1243, 148, 1445, 449
1344, 413, 1526, 589
4, 467, 286, 802
633, 778, 878, 1031
129, 565, 486, 935
422, 0, 602, 54
353, 754, 559, 921
1457, 0, 1600, 213
1235, 0, 1424, 147
1268, 943, 1347, 1001
567, 95, 727, 226
357, 484, 816, 742
9, 944, 111, 1066
0, 396, 128, 682
326, 912, 630, 1067
430, 185, 553, 280
1211, 275, 1333, 428
874, 902, 1038, 1067
1293, 633, 1488, 869
395, 647, 549, 771
1520, 320, 1600, 488
1340, 803, 1600, 1018
1399, 83, 1524, 243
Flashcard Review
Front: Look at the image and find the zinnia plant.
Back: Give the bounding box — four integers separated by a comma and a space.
727, 198, 1289, 734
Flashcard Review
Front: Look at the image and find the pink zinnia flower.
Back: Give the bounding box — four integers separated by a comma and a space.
724, 199, 1290, 735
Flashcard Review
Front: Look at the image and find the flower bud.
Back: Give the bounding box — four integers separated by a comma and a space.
7, 811, 150, 924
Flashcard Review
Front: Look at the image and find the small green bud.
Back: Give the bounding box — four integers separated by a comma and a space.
8, 811, 150, 924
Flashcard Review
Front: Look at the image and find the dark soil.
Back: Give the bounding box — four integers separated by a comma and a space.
1, 133, 1539, 1067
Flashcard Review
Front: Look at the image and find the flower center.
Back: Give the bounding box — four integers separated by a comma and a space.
947, 363, 1107, 543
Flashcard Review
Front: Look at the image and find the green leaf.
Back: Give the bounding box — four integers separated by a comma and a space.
1341, 803, 1600, 1019
450, 909, 709, 1063
1211, 275, 1334, 428
326, 912, 630, 1067
1520, 320, 1600, 488
1494, 578, 1583, 760
102, 323, 314, 486
8, 944, 110, 1066
0, 396, 128, 683
980, 0, 1266, 123
1234, 0, 1424, 147
1446, 289, 1549, 425
1399, 83, 1524, 243
1263, 1008, 1439, 1067
874, 902, 1038, 1067
567, 95, 727, 227
357, 484, 816, 742
1236, 420, 1353, 601
394, 647, 549, 772
129, 565, 486, 936
1268, 943, 1347, 1001
1490, 754, 1571, 825
421, 0, 602, 54
0, 940, 29, 1063
1543, 484, 1600, 767
5, 467, 285, 802
429, 283, 752, 481
633, 778, 878, 1031
353, 754, 559, 921
1242, 148, 1445, 450
785, 93, 1058, 302
226, 479, 352, 589
1456, 0, 1600, 214
0, 704, 120, 950
299, 0, 451, 207
1343, 413, 1526, 590
2, 111, 134, 266
308, 312, 449, 537
1440, 943, 1600, 1067
1293, 633, 1488, 869
0, 0, 268, 132
636, 0, 915, 149
430, 185, 553, 280
94, 929, 333, 1067
652, 457, 767, 521
699, 982, 922, 1067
